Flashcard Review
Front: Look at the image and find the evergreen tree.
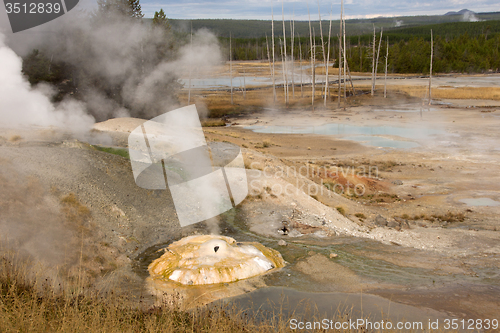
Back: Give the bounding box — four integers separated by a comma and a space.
95, 0, 143, 20
152, 9, 170, 31
128, 0, 144, 19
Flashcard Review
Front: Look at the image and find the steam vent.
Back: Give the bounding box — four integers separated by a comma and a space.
148, 235, 286, 285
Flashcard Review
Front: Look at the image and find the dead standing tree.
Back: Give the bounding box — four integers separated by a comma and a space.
282, 0, 288, 106
271, 1, 276, 104
324, 7, 332, 107
384, 36, 389, 98
429, 29, 433, 105
371, 25, 376, 96
373, 27, 383, 94
308, 4, 314, 107
318, 1, 326, 102
230, 32, 233, 105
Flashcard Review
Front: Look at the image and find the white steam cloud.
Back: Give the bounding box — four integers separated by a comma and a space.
1, 11, 223, 133
462, 12, 481, 22
0, 32, 95, 134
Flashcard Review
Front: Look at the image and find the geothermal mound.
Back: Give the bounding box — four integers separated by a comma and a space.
148, 235, 285, 285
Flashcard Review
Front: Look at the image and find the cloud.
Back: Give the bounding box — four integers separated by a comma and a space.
139, 0, 499, 20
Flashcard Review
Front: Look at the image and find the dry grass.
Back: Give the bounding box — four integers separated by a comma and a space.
385, 85, 500, 100
430, 212, 466, 223
178, 84, 341, 119
60, 193, 92, 235
0, 251, 294, 333
201, 119, 226, 127
354, 213, 366, 220
254, 139, 272, 149
8, 135, 22, 142
336, 206, 346, 216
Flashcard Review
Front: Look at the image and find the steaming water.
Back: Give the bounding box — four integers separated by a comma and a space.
246, 123, 445, 148
371, 106, 441, 113
180, 74, 317, 89
459, 198, 500, 207
180, 77, 272, 89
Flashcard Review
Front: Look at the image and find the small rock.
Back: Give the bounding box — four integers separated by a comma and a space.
278, 240, 287, 246
392, 179, 403, 185
375, 215, 388, 227
329, 253, 338, 258
401, 220, 411, 229
387, 221, 399, 228
394, 217, 408, 225
288, 229, 303, 238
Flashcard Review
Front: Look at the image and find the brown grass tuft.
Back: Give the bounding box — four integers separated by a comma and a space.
8, 135, 22, 142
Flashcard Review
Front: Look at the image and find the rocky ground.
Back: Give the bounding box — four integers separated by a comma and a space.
1, 80, 499, 319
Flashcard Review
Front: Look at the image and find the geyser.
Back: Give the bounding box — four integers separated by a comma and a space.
148, 235, 285, 285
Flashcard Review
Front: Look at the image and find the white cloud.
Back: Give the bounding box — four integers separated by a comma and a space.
140, 0, 499, 19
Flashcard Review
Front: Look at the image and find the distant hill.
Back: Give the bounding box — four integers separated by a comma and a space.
444, 9, 475, 16
156, 11, 500, 38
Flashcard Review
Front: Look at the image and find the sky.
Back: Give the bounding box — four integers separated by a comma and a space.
138, 0, 500, 20
0, 0, 498, 36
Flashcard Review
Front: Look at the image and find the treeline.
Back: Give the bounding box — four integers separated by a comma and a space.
222, 21, 500, 74
165, 12, 500, 38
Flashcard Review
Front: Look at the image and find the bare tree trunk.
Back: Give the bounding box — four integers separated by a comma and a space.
324, 7, 332, 107
338, 3, 342, 108
313, 28, 316, 107
342, 0, 347, 103
308, 5, 314, 107
266, 34, 273, 86
373, 27, 383, 94
371, 24, 376, 96
318, 1, 326, 102
282, 0, 288, 106
280, 38, 287, 104
243, 69, 246, 99
359, 35, 362, 72
338, 33, 342, 108
429, 29, 433, 106
230, 32, 233, 105
384, 36, 388, 98
272, 2, 276, 103
290, 17, 295, 100
188, 24, 192, 105
299, 34, 303, 98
